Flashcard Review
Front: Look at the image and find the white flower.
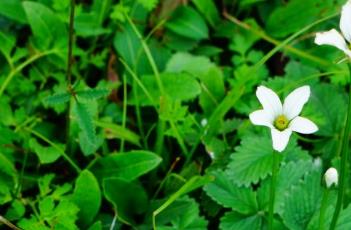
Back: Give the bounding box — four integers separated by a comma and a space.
324, 167, 338, 188
314, 0, 351, 58
249, 85, 318, 152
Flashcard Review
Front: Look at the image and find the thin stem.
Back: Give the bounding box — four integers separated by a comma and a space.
67, 0, 76, 87
0, 216, 21, 230
268, 150, 278, 230
222, 11, 337, 67
329, 63, 351, 229
119, 73, 128, 153
319, 189, 329, 230
24, 127, 81, 173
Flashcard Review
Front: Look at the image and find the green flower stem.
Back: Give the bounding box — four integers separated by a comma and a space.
319, 189, 329, 230
329, 63, 351, 229
268, 150, 279, 230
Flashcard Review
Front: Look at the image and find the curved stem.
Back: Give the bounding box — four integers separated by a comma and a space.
268, 150, 278, 230
329, 63, 351, 229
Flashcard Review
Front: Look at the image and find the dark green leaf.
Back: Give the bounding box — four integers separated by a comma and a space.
91, 150, 162, 181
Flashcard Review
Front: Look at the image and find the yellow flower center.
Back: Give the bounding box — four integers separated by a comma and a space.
274, 115, 289, 131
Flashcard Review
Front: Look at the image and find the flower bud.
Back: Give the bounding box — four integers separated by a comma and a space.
324, 167, 338, 188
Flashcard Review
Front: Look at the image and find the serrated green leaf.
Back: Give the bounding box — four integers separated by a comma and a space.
281, 169, 322, 230
76, 88, 109, 102
204, 171, 257, 214
220, 211, 262, 230
91, 150, 162, 181
137, 0, 159, 11
73, 101, 97, 147
226, 134, 307, 186
45, 93, 71, 105
72, 170, 101, 227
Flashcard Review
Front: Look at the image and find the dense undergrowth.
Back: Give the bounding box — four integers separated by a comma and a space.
1, 0, 351, 229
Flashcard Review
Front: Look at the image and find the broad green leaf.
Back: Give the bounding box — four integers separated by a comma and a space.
281, 169, 322, 230
23, 1, 67, 49
204, 171, 257, 214
91, 150, 162, 181
0, 0, 26, 23
192, 0, 220, 27
44, 93, 71, 105
29, 138, 62, 164
95, 120, 141, 146
165, 6, 208, 40
73, 101, 97, 147
72, 170, 101, 227
220, 211, 262, 230
76, 88, 110, 102
103, 178, 148, 225
130, 72, 201, 106
266, 0, 334, 37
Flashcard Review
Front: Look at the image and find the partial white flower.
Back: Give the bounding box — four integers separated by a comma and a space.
249, 85, 318, 152
201, 118, 208, 127
314, 0, 351, 58
324, 167, 338, 188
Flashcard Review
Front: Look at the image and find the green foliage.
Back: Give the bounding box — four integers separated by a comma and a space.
0, 0, 350, 229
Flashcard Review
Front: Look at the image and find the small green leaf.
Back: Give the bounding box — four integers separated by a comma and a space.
165, 6, 208, 40
76, 88, 109, 102
29, 138, 62, 164
91, 150, 162, 181
45, 93, 71, 105
72, 170, 101, 227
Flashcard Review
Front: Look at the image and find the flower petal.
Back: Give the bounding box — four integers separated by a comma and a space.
315, 29, 351, 57
289, 116, 318, 134
256, 86, 282, 118
283, 85, 310, 120
271, 128, 292, 152
340, 0, 351, 43
249, 110, 273, 128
